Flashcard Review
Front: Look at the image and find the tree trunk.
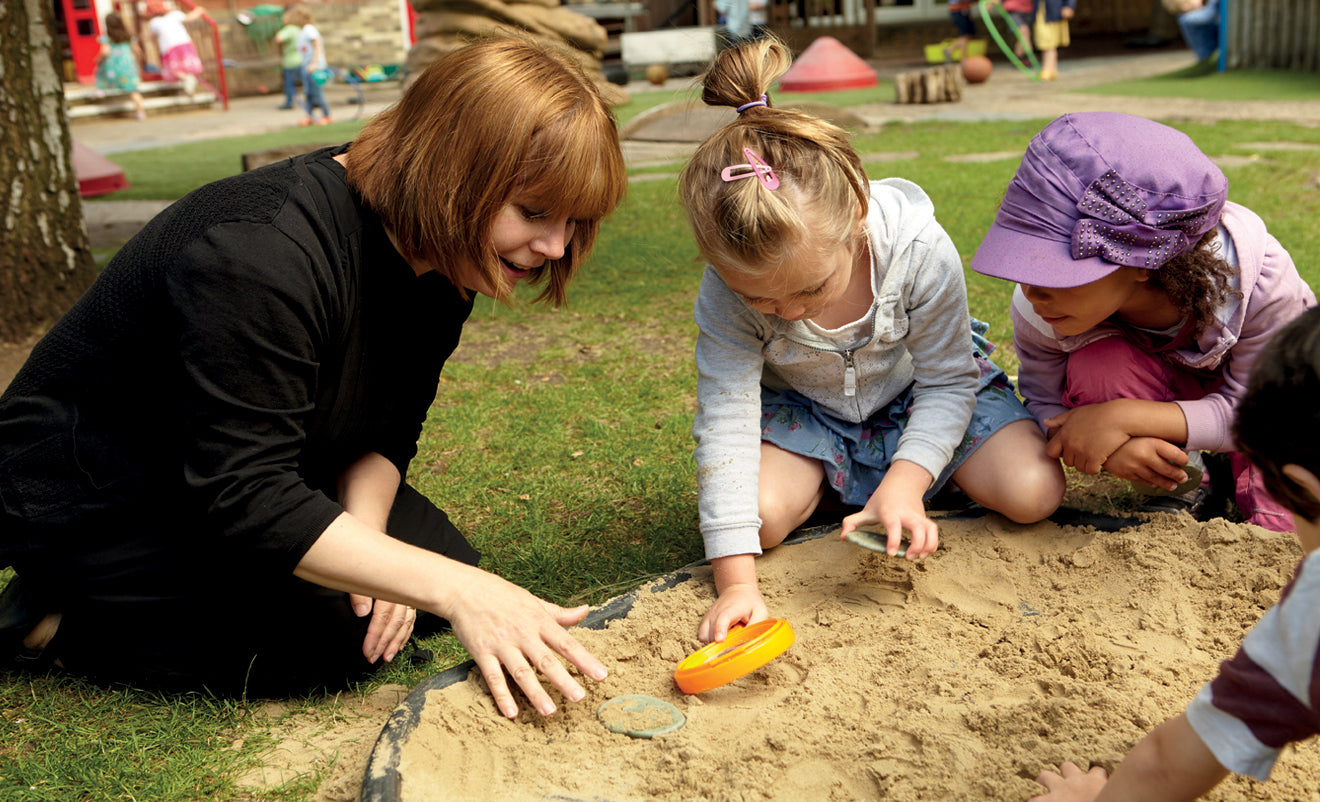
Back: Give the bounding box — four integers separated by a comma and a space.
0, 0, 98, 344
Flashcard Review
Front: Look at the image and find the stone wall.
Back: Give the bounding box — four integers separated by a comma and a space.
204, 0, 410, 96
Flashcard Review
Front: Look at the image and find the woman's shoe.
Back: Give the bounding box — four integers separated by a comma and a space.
0, 577, 57, 669
1039, 68, 1058, 81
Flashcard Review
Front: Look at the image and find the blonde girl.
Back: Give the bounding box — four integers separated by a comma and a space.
679, 38, 1064, 643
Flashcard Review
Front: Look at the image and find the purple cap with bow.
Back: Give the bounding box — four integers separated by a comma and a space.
971, 112, 1227, 289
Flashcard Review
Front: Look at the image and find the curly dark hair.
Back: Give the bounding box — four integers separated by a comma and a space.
1146, 231, 1240, 337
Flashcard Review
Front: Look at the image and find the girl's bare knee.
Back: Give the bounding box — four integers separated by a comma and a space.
757, 506, 800, 549
758, 520, 793, 550
757, 492, 819, 549
998, 460, 1066, 523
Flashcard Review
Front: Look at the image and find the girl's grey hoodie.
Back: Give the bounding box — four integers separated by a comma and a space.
693, 178, 980, 560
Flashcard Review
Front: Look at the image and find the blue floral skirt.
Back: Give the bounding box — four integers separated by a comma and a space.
760, 328, 1032, 506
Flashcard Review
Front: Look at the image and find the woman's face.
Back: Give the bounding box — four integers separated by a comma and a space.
458, 198, 578, 299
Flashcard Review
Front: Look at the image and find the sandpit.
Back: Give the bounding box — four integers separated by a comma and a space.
334, 512, 1320, 802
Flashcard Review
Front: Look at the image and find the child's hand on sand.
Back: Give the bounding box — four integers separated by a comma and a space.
1029, 761, 1108, 801
699, 584, 769, 643
841, 462, 938, 559
1043, 402, 1134, 474
1100, 437, 1193, 491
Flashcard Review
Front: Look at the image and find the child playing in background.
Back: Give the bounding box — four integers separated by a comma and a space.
95, 11, 146, 120
986, 0, 1035, 61
145, 0, 206, 97
678, 37, 1065, 644
1033, 0, 1075, 80
971, 112, 1314, 532
1163, 0, 1220, 62
274, 8, 303, 110
945, 0, 978, 60
1030, 305, 1320, 801
287, 4, 332, 126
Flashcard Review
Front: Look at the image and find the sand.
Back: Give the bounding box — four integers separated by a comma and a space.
278, 511, 1320, 802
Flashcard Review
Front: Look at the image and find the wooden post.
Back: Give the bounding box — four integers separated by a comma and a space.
893, 64, 961, 104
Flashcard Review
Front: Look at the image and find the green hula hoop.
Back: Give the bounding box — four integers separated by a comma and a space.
978, 0, 1041, 80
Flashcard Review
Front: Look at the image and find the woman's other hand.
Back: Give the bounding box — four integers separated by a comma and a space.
352, 595, 416, 664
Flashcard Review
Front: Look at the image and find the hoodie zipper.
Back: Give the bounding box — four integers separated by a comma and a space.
843, 350, 857, 397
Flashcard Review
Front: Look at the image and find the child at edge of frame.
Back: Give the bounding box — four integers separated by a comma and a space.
677, 36, 1067, 645
1029, 305, 1320, 801
970, 111, 1315, 533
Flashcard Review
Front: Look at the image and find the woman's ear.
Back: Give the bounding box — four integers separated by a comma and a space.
1282, 464, 1320, 508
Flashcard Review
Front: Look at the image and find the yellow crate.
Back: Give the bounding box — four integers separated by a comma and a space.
924, 38, 987, 63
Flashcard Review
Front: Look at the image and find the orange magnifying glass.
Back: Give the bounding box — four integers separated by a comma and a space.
674, 618, 796, 694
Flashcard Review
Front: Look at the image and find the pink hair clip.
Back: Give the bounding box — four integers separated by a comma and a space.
720, 148, 780, 191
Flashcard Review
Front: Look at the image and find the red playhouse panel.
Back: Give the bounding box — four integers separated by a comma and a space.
73, 139, 130, 198
779, 36, 878, 93
61, 0, 102, 84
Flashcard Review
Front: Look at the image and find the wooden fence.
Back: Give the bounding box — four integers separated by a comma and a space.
1226, 0, 1320, 71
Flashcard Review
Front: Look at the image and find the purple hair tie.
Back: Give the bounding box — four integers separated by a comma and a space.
736, 94, 769, 113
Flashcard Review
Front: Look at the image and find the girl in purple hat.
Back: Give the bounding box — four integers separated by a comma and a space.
972, 112, 1315, 532
678, 38, 1066, 645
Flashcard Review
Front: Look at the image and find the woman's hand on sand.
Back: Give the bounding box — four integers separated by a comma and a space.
351, 595, 416, 664
1029, 761, 1108, 801
699, 583, 768, 643
841, 462, 937, 559
1100, 437, 1192, 491
443, 570, 608, 719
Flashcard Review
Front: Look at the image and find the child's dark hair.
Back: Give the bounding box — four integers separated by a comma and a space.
1234, 306, 1320, 522
105, 11, 132, 44
1148, 231, 1240, 338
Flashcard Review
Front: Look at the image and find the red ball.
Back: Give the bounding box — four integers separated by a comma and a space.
961, 55, 993, 84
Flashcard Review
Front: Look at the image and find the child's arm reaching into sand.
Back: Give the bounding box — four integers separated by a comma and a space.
839, 460, 939, 559
699, 553, 769, 643
1030, 714, 1229, 802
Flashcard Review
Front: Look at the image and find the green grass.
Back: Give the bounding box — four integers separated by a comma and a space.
0, 667, 259, 801
775, 81, 896, 106
104, 120, 369, 201
1081, 65, 1320, 102
20, 108, 1320, 800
